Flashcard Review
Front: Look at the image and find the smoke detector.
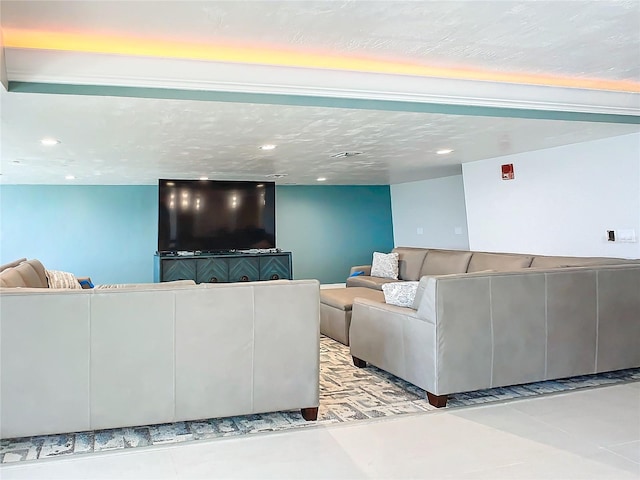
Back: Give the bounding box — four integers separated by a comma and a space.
330, 151, 363, 158
265, 173, 288, 178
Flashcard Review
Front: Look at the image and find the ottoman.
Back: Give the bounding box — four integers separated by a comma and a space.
320, 287, 385, 345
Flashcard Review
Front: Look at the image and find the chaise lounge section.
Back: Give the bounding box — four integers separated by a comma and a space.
320, 287, 384, 345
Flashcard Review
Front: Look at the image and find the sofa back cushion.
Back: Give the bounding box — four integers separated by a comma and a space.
420, 250, 473, 276
467, 252, 533, 273
392, 247, 429, 281
0, 258, 27, 272
346, 275, 401, 290
0, 259, 49, 288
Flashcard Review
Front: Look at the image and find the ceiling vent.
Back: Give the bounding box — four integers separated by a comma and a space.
330, 151, 363, 158
265, 173, 288, 178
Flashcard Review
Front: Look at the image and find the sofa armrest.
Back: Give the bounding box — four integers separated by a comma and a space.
350, 297, 436, 394
353, 297, 419, 317
349, 265, 371, 276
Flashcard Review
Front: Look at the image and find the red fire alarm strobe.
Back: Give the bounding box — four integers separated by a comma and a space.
501, 163, 514, 180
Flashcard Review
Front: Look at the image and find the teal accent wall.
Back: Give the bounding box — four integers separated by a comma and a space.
277, 185, 394, 283
0, 185, 157, 284
0, 184, 393, 284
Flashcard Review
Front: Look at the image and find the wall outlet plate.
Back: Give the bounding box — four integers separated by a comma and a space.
617, 229, 637, 243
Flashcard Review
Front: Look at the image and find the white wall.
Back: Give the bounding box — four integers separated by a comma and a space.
391, 175, 470, 249
463, 132, 640, 258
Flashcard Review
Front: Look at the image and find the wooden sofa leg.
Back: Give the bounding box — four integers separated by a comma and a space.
426, 392, 448, 407
352, 356, 367, 368
301, 407, 318, 421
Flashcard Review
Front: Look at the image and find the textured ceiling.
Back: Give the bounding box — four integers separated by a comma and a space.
3, 0, 639, 81
3, 88, 638, 185
1, 0, 639, 185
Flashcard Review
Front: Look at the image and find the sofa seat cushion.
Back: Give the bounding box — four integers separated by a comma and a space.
346, 275, 401, 290
0, 259, 49, 288
530, 256, 632, 268
321, 287, 385, 311
392, 247, 429, 281
467, 252, 534, 272
420, 250, 473, 276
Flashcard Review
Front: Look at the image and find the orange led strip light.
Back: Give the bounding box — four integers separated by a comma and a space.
4, 29, 639, 93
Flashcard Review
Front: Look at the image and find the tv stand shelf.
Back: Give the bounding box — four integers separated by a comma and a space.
154, 252, 292, 283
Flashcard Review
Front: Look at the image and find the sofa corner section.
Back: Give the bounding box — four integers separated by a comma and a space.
0, 290, 92, 439
595, 266, 640, 372
433, 276, 493, 395
252, 280, 321, 414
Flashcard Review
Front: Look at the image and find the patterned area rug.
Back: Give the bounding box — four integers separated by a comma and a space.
2, 335, 639, 463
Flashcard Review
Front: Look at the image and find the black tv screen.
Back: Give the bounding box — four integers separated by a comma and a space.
158, 179, 276, 252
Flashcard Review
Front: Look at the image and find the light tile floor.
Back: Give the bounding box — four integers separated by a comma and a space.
1, 382, 638, 479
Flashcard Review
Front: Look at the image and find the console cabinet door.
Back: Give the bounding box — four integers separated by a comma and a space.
161, 259, 197, 282
259, 254, 291, 280
228, 257, 260, 282
156, 253, 291, 284
195, 258, 229, 283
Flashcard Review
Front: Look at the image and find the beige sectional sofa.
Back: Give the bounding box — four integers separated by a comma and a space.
347, 247, 640, 407
0, 259, 321, 439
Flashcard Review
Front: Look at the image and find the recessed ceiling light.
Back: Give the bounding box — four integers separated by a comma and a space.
436, 149, 454, 155
317, 177, 327, 182
65, 175, 75, 180
41, 138, 60, 146
260, 144, 277, 151
199, 176, 209, 180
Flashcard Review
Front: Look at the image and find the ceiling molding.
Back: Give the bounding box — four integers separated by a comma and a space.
6, 49, 640, 121
9, 81, 640, 126
0, 32, 8, 91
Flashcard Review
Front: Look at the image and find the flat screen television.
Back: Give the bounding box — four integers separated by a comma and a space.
158, 179, 276, 253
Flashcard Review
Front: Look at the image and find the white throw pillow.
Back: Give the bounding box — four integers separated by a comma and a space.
45, 269, 82, 289
370, 251, 399, 279
382, 281, 420, 308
